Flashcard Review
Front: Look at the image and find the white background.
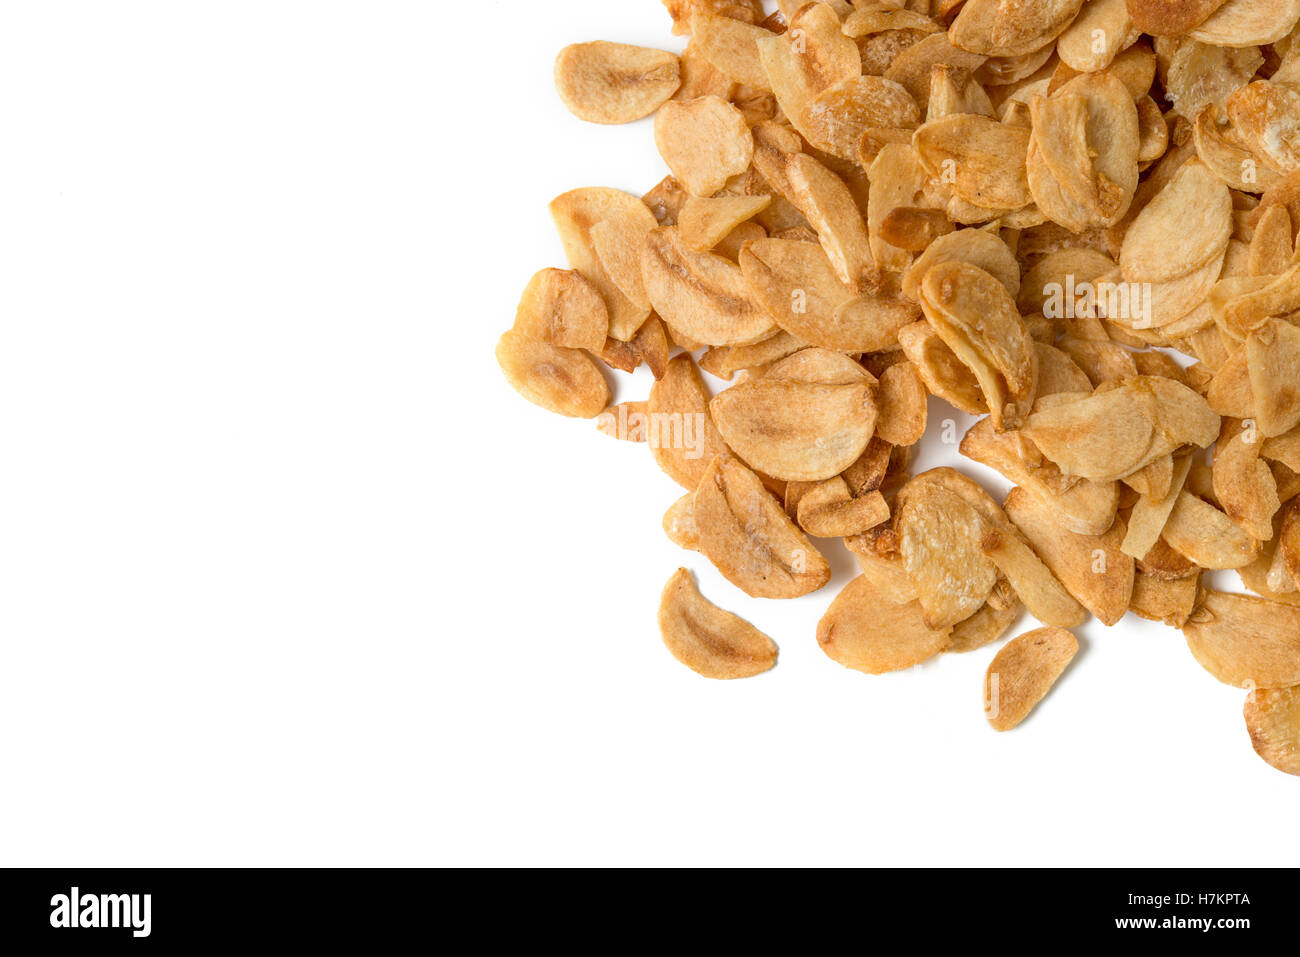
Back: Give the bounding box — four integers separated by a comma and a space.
0, 0, 1294, 867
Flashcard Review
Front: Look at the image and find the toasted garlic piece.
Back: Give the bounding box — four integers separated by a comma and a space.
658, 568, 777, 679
1183, 590, 1300, 688
692, 455, 832, 599
817, 575, 952, 675
984, 627, 1079, 732
554, 42, 681, 124
981, 526, 1088, 629
495, 329, 609, 419
1244, 685, 1300, 776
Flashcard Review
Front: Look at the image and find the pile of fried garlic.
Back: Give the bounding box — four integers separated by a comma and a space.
496, 0, 1300, 775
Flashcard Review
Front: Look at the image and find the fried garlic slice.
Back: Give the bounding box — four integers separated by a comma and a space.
866, 142, 930, 273
1213, 425, 1281, 541
1162, 490, 1262, 569
1004, 487, 1135, 626
918, 261, 1036, 430
875, 361, 928, 446
984, 626, 1079, 732
654, 95, 754, 197
796, 480, 890, 538
590, 207, 659, 312
885, 33, 988, 109
1058, 0, 1131, 72
1122, 453, 1193, 559
495, 329, 610, 419
692, 454, 831, 599
897, 480, 1000, 630
1119, 159, 1231, 283
677, 194, 771, 251
961, 416, 1120, 535
897, 319, 988, 414
1127, 0, 1228, 35
689, 11, 773, 90
913, 114, 1032, 211
904, 227, 1021, 303
1245, 319, 1300, 438
1183, 590, 1300, 689
1244, 684, 1300, 776
981, 525, 1088, 628
1030, 75, 1140, 229
648, 354, 731, 491
663, 494, 700, 551
554, 42, 681, 125
551, 188, 655, 340
739, 238, 920, 351
658, 568, 778, 679
949, 596, 1024, 653
710, 356, 877, 482
785, 152, 877, 289
513, 268, 609, 353
801, 76, 921, 163
1189, 0, 1300, 46
817, 574, 953, 675
1023, 376, 1218, 482
1130, 570, 1200, 628
642, 226, 775, 346
950, 0, 1086, 58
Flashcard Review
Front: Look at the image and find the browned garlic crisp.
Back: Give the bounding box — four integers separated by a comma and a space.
499, 0, 1300, 775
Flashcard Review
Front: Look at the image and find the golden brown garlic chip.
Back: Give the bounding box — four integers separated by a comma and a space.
1119, 159, 1231, 283
817, 575, 953, 675
554, 42, 681, 125
984, 627, 1079, 732
796, 481, 890, 538
677, 194, 771, 251
875, 362, 928, 446
1161, 490, 1262, 569
1244, 684, 1300, 776
648, 355, 731, 491
1183, 590, 1300, 689
495, 329, 610, 419
801, 76, 921, 163
1122, 453, 1194, 559
913, 115, 1032, 211
513, 268, 609, 353
784, 152, 877, 290
654, 95, 754, 197
950, 0, 1086, 58
551, 188, 656, 341
1126, 0, 1229, 35
689, 12, 773, 90
981, 526, 1088, 629
1189, 0, 1300, 47
1058, 0, 1132, 72
897, 319, 989, 414
918, 261, 1036, 429
1004, 487, 1135, 626
658, 568, 778, 679
642, 227, 775, 346
1246, 320, 1300, 438
1130, 570, 1201, 628
710, 364, 878, 482
897, 478, 1001, 630
692, 454, 832, 599
739, 238, 920, 352
1213, 425, 1281, 541
949, 597, 1024, 653
961, 416, 1120, 536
